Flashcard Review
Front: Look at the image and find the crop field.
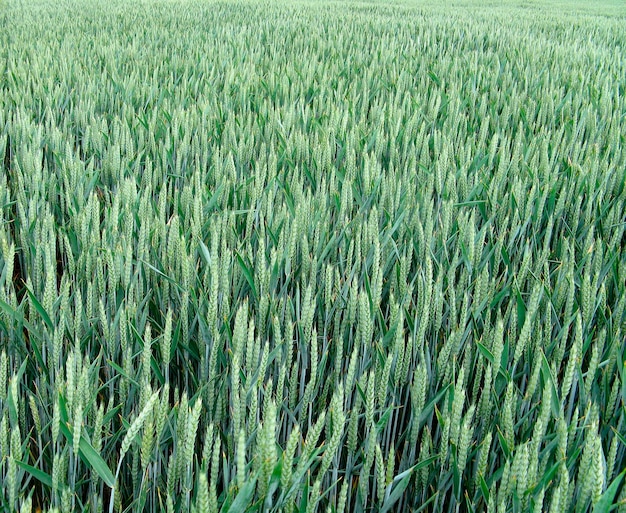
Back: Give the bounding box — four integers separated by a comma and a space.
0, 0, 625, 512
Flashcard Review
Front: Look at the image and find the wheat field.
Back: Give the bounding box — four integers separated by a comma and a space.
0, 0, 625, 512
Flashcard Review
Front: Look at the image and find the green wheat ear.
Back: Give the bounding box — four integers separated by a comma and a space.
109, 391, 159, 513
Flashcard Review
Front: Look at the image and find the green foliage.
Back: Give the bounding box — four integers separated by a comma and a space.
0, 0, 625, 512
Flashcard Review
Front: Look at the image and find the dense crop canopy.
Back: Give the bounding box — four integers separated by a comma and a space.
0, 0, 625, 512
